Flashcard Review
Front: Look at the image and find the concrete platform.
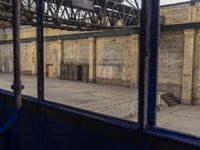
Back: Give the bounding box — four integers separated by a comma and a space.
0, 73, 200, 137
0, 73, 138, 118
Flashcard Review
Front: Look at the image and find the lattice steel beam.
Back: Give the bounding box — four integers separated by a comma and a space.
0, 0, 140, 30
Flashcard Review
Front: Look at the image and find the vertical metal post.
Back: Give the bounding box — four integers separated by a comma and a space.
11, 0, 23, 110
147, 0, 160, 127
36, 0, 44, 101
0, 0, 23, 135
138, 0, 160, 130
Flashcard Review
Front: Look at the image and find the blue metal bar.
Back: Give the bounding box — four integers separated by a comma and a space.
147, 127, 200, 148
36, 0, 44, 101
138, 0, 147, 130
0, 112, 19, 134
138, 0, 160, 129
147, 0, 160, 127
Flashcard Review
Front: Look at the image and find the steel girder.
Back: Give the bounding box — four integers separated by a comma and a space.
0, 0, 140, 30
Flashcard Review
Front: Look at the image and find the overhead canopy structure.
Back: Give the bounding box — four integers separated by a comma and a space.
0, 0, 140, 30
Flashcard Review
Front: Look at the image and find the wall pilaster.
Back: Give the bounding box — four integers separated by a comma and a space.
182, 29, 196, 104
88, 37, 96, 82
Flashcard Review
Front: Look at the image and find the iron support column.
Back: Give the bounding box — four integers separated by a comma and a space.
138, 0, 160, 129
11, 0, 23, 110
36, 0, 44, 101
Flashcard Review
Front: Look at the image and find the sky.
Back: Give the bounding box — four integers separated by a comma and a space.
126, 0, 189, 7
160, 0, 188, 5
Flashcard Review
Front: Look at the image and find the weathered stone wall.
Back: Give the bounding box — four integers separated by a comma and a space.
0, 26, 85, 41
193, 29, 200, 105
160, 2, 200, 25
96, 36, 132, 87
63, 39, 89, 65
21, 42, 36, 75
0, 44, 13, 73
0, 29, 199, 105
158, 31, 184, 99
0, 40, 62, 77
45, 40, 62, 77
94, 35, 139, 87
0, 42, 36, 75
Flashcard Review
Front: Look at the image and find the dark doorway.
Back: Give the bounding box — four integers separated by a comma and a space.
78, 65, 83, 81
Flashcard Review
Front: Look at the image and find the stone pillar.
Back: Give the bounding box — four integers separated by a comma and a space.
9, 44, 13, 73
130, 34, 139, 88
57, 40, 63, 77
192, 30, 200, 105
74, 41, 77, 64
88, 37, 96, 82
31, 41, 37, 76
181, 29, 196, 104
